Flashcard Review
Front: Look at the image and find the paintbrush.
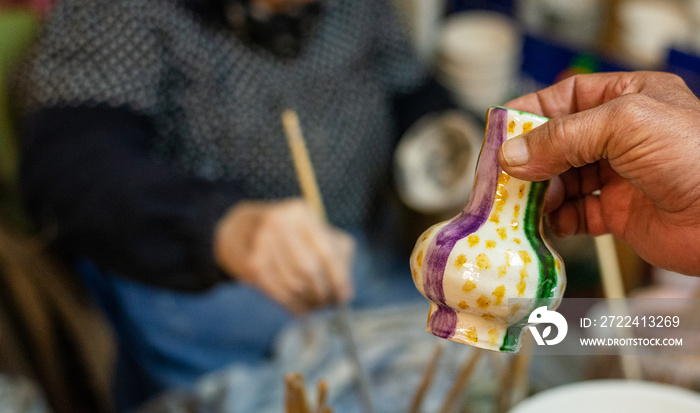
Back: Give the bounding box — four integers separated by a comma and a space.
282, 109, 375, 413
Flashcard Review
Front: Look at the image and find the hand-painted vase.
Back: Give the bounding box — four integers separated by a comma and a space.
410, 106, 566, 352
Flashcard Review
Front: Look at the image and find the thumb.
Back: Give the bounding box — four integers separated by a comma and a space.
497, 98, 637, 181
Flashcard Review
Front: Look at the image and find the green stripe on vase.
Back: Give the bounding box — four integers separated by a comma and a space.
499, 180, 558, 352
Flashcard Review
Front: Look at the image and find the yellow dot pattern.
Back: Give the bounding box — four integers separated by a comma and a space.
498, 172, 511, 186
489, 213, 500, 225
485, 240, 496, 249
489, 328, 499, 346
496, 227, 507, 240
508, 120, 516, 134
522, 122, 534, 133
495, 190, 508, 213
482, 313, 495, 321
494, 172, 510, 214
476, 295, 490, 309
517, 268, 528, 296
510, 303, 522, 316
476, 253, 491, 269
518, 184, 526, 199
455, 254, 467, 268
458, 301, 469, 309
467, 235, 480, 247
462, 280, 477, 293
518, 250, 532, 265
497, 265, 507, 278
416, 250, 424, 268
493, 285, 506, 305
495, 194, 508, 213
465, 327, 478, 343
505, 250, 518, 266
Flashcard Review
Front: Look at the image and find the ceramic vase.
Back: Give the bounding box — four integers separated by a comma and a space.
410, 106, 566, 352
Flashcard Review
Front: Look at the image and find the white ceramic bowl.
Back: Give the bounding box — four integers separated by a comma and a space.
443, 78, 514, 113
438, 11, 521, 70
436, 56, 519, 85
394, 112, 482, 214
617, 0, 690, 66
509, 380, 700, 413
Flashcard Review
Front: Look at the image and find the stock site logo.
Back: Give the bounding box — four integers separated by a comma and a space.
528, 306, 568, 346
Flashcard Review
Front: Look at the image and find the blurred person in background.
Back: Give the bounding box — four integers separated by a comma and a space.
13, 0, 454, 409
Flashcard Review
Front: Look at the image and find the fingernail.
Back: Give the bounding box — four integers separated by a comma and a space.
502, 136, 529, 166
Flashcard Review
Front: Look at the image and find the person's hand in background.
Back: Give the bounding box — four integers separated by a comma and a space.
253, 0, 318, 13
215, 198, 355, 314
498, 71, 700, 276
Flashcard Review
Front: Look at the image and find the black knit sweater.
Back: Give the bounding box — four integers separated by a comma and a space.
14, 0, 454, 290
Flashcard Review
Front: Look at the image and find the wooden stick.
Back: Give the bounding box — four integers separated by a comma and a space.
335, 302, 375, 413
316, 379, 329, 413
281, 109, 327, 221
508, 334, 533, 409
281, 109, 374, 413
496, 339, 534, 413
285, 373, 311, 413
407, 341, 445, 413
686, 284, 700, 330
495, 355, 510, 413
437, 349, 482, 413
594, 234, 643, 380
486, 352, 508, 413
596, 234, 626, 299
282, 111, 331, 412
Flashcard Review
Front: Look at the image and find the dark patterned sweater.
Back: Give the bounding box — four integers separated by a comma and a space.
14, 0, 453, 290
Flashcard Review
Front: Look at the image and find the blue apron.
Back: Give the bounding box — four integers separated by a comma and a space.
77, 231, 421, 411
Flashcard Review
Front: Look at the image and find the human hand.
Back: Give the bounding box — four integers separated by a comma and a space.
214, 198, 355, 314
498, 71, 700, 276
252, 0, 318, 13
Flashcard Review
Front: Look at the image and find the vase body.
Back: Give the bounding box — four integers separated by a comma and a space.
410, 106, 566, 352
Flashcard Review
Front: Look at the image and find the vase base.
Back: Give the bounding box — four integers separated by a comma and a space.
426, 303, 526, 352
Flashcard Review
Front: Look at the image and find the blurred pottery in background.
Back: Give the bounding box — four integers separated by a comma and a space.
617, 0, 690, 68
388, 0, 446, 62
394, 111, 481, 215
435, 12, 521, 114
410, 106, 565, 352
516, 0, 604, 50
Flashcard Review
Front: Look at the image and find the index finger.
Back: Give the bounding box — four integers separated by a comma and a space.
505, 72, 649, 118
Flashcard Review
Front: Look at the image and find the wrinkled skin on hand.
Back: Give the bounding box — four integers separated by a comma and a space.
215, 198, 355, 314
498, 71, 700, 276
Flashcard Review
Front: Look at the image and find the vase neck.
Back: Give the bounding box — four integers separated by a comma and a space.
459, 108, 545, 229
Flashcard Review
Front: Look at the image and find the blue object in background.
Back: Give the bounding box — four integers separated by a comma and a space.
446, 0, 515, 15
521, 34, 700, 95
667, 48, 700, 98
77, 229, 422, 412
521, 34, 627, 87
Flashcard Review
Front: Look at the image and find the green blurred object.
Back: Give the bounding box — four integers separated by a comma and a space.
0, 8, 40, 231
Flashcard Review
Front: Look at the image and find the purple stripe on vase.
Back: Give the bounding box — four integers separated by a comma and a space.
422, 108, 508, 339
